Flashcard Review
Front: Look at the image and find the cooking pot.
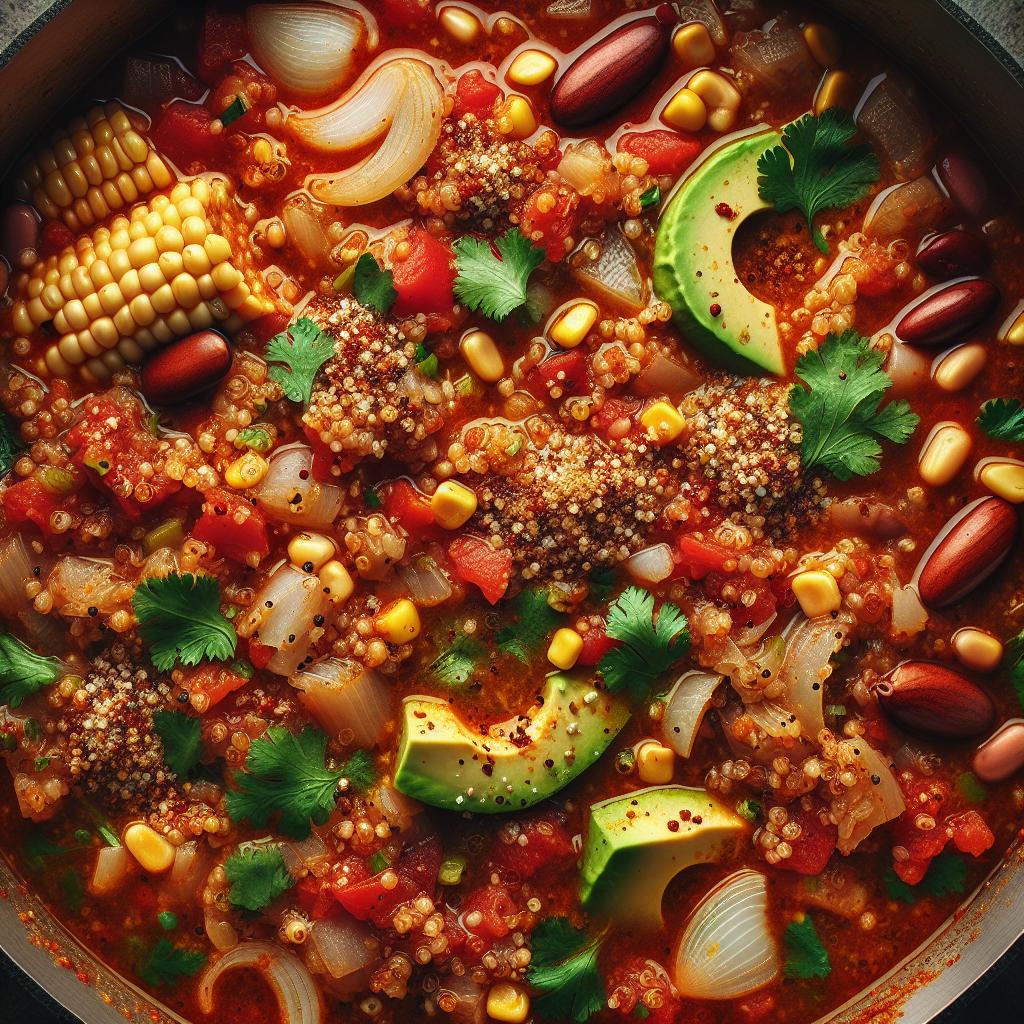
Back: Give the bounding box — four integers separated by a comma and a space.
0, 1, 1022, 1022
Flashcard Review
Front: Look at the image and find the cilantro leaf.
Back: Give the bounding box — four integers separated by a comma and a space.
266, 317, 335, 405
0, 413, 22, 478
783, 914, 831, 979
598, 586, 690, 701
1008, 630, 1024, 711
152, 709, 203, 778
790, 330, 919, 481
0, 631, 63, 707
884, 851, 969, 904
225, 845, 295, 913
453, 228, 544, 322
528, 918, 606, 1023
757, 109, 880, 253
431, 633, 485, 687
978, 397, 1024, 441
226, 725, 343, 839
235, 425, 273, 452
131, 572, 237, 672
139, 938, 206, 988
353, 252, 397, 314
496, 589, 562, 663
340, 748, 377, 792
588, 566, 618, 604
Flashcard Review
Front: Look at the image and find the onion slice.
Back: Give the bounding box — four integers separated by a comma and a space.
835, 740, 905, 854
661, 671, 723, 758
672, 869, 780, 1000
198, 941, 324, 1024
623, 543, 674, 585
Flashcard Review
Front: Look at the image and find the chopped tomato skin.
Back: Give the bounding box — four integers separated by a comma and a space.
460, 884, 518, 940
183, 662, 251, 710
295, 874, 343, 920
150, 102, 229, 170
452, 70, 503, 120
525, 350, 589, 400
383, 479, 437, 534
855, 243, 901, 298
619, 130, 702, 177
949, 810, 994, 857
489, 810, 575, 878
771, 803, 837, 875
191, 488, 270, 564
248, 639, 276, 670
520, 183, 580, 261
577, 621, 621, 666
2, 479, 64, 534
448, 536, 512, 604
890, 775, 954, 884
674, 534, 732, 580
391, 230, 457, 318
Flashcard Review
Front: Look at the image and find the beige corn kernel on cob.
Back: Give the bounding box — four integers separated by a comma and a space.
14, 102, 175, 231
11, 176, 281, 383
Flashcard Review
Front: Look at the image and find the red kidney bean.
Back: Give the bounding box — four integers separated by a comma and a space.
916, 229, 989, 279
550, 8, 675, 127
140, 330, 232, 405
894, 278, 999, 346
873, 661, 994, 739
936, 151, 991, 220
973, 720, 1024, 783
1, 202, 40, 268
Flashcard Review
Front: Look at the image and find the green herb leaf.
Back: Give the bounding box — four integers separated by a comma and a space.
0, 413, 23, 477
219, 94, 249, 126
496, 589, 561, 663
340, 748, 377, 792
225, 845, 295, 913
736, 798, 762, 823
0, 631, 63, 707
157, 911, 178, 932
638, 185, 661, 209
528, 917, 606, 1023
956, 771, 987, 805
131, 572, 237, 672
353, 252, 397, 314
60, 869, 85, 913
266, 317, 335, 405
23, 831, 70, 872
883, 851, 969, 904
152, 709, 203, 778
226, 725, 343, 839
599, 586, 690, 701
977, 397, 1024, 441
453, 228, 545, 322
757, 109, 880, 253
783, 914, 831, 979
790, 330, 919, 481
415, 343, 440, 378
588, 566, 617, 603
139, 938, 206, 988
1009, 630, 1024, 711
431, 633, 485, 687
235, 425, 273, 452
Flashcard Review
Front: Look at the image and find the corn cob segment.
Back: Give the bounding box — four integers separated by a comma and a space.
11, 177, 282, 383
13, 102, 175, 232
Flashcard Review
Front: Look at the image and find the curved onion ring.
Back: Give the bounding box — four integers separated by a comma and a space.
197, 941, 324, 1024
661, 670, 723, 758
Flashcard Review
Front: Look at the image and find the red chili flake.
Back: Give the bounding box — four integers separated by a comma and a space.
715, 202, 736, 219
709, 303, 722, 317
667, 819, 680, 832
679, 809, 692, 822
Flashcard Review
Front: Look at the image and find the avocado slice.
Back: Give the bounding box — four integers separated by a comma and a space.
579, 785, 748, 929
653, 127, 786, 376
393, 672, 629, 813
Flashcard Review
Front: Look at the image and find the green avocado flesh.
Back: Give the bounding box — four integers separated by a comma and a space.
579, 785, 748, 929
653, 127, 786, 376
393, 672, 629, 813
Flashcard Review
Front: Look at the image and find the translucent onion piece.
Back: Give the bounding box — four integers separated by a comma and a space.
437, 973, 488, 1024
633, 352, 701, 400
248, 3, 366, 99
890, 573, 928, 639
282, 200, 334, 263
863, 176, 946, 239
166, 840, 206, 903
672, 869, 780, 1000
308, 917, 379, 980
89, 845, 131, 896
745, 700, 801, 739
47, 556, 133, 617
281, 831, 330, 873
557, 141, 617, 197
662, 671, 723, 758
204, 908, 239, 952
397, 554, 453, 606
303, 59, 444, 206
0, 534, 62, 651
198, 941, 323, 1024
290, 657, 391, 747
255, 444, 345, 528
572, 228, 647, 312
623, 542, 674, 585
835, 740, 905, 855
368, 782, 423, 832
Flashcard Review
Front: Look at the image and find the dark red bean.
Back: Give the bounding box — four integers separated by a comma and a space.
550, 10, 674, 127
936, 151, 991, 220
895, 278, 999, 346
140, 330, 232, 405
916, 229, 989, 279
874, 661, 994, 739
1, 202, 40, 267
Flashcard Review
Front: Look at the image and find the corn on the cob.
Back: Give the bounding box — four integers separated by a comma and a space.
14, 102, 174, 232
11, 176, 282, 383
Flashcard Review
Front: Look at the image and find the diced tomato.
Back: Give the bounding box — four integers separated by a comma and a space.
460, 884, 518, 940
383, 479, 436, 534
490, 810, 575, 878
335, 837, 442, 927
183, 662, 251, 710
577, 621, 621, 666
301, 424, 340, 481
890, 774, 954, 884
452, 70, 503, 120
674, 534, 732, 580
378, 0, 434, 27
591, 397, 641, 440
391, 230, 457, 319
248, 639, 276, 670
197, 8, 248, 85
949, 810, 995, 857
295, 874, 343, 920
618, 130, 702, 177
2, 479, 63, 534
150, 102, 229, 170
525, 350, 589, 400
855, 243, 901, 298
520, 183, 580, 261
448, 535, 513, 604
191, 488, 269, 564
38, 220, 75, 257
771, 803, 837, 875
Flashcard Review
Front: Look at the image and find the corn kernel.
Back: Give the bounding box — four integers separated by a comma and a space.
547, 627, 584, 670
672, 23, 716, 70
662, 87, 707, 132
439, 5, 482, 44
376, 598, 421, 644
319, 560, 355, 606
225, 451, 269, 489
507, 49, 558, 86
803, 23, 842, 66
549, 300, 598, 349
123, 822, 175, 874
460, 329, 505, 383
640, 401, 686, 446
814, 69, 858, 115
791, 569, 842, 617
917, 422, 971, 487
1001, 306, 1024, 345
636, 741, 675, 785
977, 459, 1024, 503
505, 96, 538, 139
287, 531, 336, 571
952, 627, 1003, 672
486, 983, 530, 1024
687, 70, 741, 132
431, 480, 478, 529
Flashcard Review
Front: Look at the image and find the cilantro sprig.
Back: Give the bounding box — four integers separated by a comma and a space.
783, 914, 831, 979
266, 317, 335, 405
598, 586, 690, 701
138, 938, 206, 988
978, 397, 1024, 442
790, 331, 919, 481
496, 588, 562, 663
225, 845, 295, 913
883, 851, 968, 904
0, 631, 63, 707
453, 227, 544, 322
152, 709, 203, 778
353, 252, 397, 314
431, 633, 485, 687
0, 413, 22, 478
131, 572, 237, 672
527, 918, 606, 1023
757, 109, 880, 253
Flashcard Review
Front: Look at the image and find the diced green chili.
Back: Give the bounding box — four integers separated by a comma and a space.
438, 854, 467, 886
144, 519, 185, 554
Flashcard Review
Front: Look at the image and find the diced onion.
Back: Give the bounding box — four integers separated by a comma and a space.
89, 845, 131, 896
745, 700, 801, 740
47, 556, 133, 617
835, 741, 905, 854
672, 869, 780, 1000
890, 574, 928, 639
397, 554, 453, 606
437, 973, 488, 1024
571, 227, 646, 312
281, 832, 330, 874
204, 908, 239, 951
255, 444, 345, 529
166, 840, 206, 903
557, 140, 617, 197
290, 657, 391, 747
198, 941, 323, 1024
0, 534, 62, 651
828, 498, 907, 539
623, 543, 674, 585
863, 177, 946, 239
633, 353, 702, 400
661, 671, 723, 758
282, 200, 334, 264
307, 918, 379, 981
368, 782, 423, 833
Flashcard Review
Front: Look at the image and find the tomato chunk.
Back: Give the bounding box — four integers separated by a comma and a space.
576, 621, 621, 666
949, 810, 994, 857
2, 479, 63, 534
391, 230, 457, 319
490, 810, 575, 878
674, 534, 732, 580
619, 130, 702, 177
448, 536, 512, 604
248, 639, 276, 670
191, 488, 270, 564
150, 102, 229, 170
771, 803, 837, 875
183, 661, 251, 711
460, 884, 518, 940
452, 70, 503, 120
383, 479, 436, 534
520, 183, 580, 261
525, 350, 589, 400
295, 874, 343, 920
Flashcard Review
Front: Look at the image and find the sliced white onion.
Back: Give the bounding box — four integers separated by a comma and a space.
662, 671, 723, 758
672, 869, 780, 1000
248, 3, 368, 99
557, 140, 616, 196
633, 352, 702, 400
299, 59, 444, 206
397, 554, 453, 606
281, 831, 330, 874
834, 740, 905, 855
166, 840, 207, 903
204, 907, 239, 952
198, 941, 323, 1024
745, 700, 801, 740
282, 199, 334, 264
254, 444, 345, 529
290, 656, 391, 747
890, 574, 928, 639
308, 917, 379, 980
89, 845, 131, 896
623, 543, 674, 585
0, 534, 63, 650
572, 228, 646, 312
